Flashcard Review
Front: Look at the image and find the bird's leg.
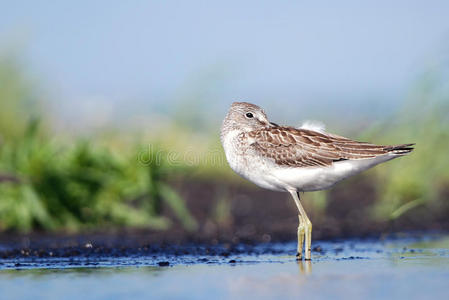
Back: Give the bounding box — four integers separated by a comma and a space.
296, 213, 305, 260
289, 190, 313, 260
304, 215, 312, 261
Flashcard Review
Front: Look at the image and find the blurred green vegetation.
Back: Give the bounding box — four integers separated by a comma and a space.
1, 52, 448, 234
368, 66, 449, 221
0, 55, 39, 140
0, 56, 197, 232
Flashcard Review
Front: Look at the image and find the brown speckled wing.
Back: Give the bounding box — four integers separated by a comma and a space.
248, 127, 413, 168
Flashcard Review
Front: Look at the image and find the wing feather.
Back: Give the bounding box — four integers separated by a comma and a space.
248, 127, 413, 168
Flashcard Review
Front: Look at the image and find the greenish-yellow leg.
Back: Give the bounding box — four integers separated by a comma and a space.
304, 215, 312, 260
289, 190, 312, 260
296, 214, 305, 260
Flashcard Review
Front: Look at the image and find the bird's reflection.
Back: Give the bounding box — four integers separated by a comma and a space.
297, 260, 312, 274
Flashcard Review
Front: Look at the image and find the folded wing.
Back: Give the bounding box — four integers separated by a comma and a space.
248, 127, 414, 168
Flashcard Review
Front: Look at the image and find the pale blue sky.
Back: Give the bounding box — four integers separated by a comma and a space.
2, 1, 449, 125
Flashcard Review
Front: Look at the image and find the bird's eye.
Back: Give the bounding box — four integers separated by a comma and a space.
245, 112, 254, 118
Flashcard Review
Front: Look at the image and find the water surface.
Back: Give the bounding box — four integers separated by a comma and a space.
1, 235, 448, 300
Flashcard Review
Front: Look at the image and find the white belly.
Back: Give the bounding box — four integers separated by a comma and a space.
271, 154, 395, 192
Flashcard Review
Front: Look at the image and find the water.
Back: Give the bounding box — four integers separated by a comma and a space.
1, 235, 448, 300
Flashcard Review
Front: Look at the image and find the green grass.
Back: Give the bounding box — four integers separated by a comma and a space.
366, 69, 449, 221
0, 119, 197, 232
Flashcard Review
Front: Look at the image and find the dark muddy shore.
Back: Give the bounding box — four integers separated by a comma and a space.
0, 232, 445, 269
1, 177, 448, 272
171, 177, 449, 242
1, 175, 448, 254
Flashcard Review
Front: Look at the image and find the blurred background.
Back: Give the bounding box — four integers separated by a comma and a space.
1, 1, 448, 244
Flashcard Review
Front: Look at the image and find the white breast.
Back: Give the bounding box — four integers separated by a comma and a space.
221, 130, 286, 191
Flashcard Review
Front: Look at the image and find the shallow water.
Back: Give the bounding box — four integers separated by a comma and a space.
1, 235, 448, 300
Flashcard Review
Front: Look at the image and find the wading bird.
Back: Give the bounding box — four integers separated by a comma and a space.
220, 102, 414, 260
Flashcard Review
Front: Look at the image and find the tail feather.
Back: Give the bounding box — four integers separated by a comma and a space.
384, 143, 415, 155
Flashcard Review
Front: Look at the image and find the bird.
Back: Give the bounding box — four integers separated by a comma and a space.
220, 102, 414, 260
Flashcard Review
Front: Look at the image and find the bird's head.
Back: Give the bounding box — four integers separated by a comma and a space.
221, 102, 278, 134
